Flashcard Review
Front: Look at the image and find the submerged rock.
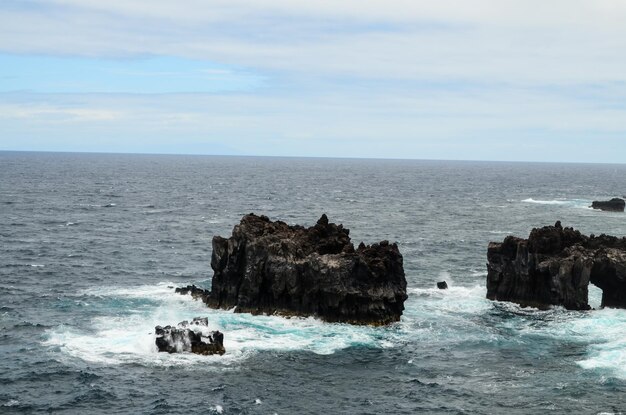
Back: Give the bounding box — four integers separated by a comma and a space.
591, 198, 625, 212
486, 222, 626, 310
179, 213, 407, 325
155, 317, 225, 355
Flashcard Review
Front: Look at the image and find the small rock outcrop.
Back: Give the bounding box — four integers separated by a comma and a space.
175, 285, 208, 300
437, 281, 448, 290
155, 317, 225, 355
179, 214, 408, 325
591, 198, 625, 212
487, 222, 626, 310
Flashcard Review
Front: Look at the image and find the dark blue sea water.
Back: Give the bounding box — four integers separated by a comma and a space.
1, 152, 626, 414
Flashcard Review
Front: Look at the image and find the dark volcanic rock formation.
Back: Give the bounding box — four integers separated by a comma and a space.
180, 213, 407, 325
155, 317, 225, 355
591, 198, 625, 212
437, 281, 448, 290
487, 222, 626, 310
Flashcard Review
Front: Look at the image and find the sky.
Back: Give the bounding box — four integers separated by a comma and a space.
1, 0, 626, 162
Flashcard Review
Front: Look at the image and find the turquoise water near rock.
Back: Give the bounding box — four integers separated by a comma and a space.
1, 152, 625, 413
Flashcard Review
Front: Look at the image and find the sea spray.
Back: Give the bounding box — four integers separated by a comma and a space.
44, 282, 396, 365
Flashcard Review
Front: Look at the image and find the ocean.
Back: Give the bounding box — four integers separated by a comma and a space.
1, 152, 625, 414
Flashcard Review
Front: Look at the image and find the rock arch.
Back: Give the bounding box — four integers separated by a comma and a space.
487, 222, 626, 310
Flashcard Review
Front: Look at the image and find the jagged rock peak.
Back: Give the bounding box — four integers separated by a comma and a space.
317, 213, 329, 226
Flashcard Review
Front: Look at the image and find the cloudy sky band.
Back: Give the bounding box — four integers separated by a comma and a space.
1, 1, 625, 162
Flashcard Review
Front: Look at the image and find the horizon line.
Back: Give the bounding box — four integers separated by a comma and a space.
1, 149, 625, 166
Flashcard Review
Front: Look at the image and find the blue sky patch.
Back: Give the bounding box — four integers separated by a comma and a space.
0, 54, 264, 94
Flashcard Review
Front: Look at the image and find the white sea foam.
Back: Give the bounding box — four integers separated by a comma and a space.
588, 284, 603, 310
406, 288, 492, 326
79, 282, 179, 298
2, 400, 19, 407
45, 282, 392, 366
495, 299, 626, 380
404, 284, 495, 345
415, 281, 626, 380
45, 280, 626, 380
521, 198, 591, 209
522, 198, 568, 205
574, 308, 626, 379
407, 284, 491, 315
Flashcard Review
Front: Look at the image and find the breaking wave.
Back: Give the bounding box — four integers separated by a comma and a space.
575, 308, 626, 379
42, 280, 626, 380
43, 282, 394, 366
522, 198, 591, 209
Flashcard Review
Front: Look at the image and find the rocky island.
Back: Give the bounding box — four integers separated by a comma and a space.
486, 221, 626, 310
591, 198, 625, 212
177, 213, 408, 325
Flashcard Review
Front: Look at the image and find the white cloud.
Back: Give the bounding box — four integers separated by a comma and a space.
0, 103, 123, 122
2, 1, 626, 85
37, 0, 626, 28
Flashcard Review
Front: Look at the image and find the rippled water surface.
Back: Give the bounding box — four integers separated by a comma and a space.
1, 152, 626, 414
